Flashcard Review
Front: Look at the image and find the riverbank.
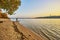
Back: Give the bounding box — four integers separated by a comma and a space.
0, 19, 45, 40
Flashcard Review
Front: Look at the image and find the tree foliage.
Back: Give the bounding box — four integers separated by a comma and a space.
0, 0, 21, 15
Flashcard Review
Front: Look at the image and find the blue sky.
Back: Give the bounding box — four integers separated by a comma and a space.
9, 0, 60, 17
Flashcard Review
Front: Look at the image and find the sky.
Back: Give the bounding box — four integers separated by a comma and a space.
9, 0, 60, 18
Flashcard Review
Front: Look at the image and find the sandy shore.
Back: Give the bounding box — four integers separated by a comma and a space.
0, 19, 45, 40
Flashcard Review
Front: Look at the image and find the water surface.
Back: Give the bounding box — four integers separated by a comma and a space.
19, 19, 60, 40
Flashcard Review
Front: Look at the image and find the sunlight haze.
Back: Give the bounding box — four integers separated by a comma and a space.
9, 0, 60, 18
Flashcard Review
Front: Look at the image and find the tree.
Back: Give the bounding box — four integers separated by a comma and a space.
0, 0, 21, 15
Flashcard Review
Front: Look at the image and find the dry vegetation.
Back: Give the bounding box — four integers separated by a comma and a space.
0, 13, 8, 18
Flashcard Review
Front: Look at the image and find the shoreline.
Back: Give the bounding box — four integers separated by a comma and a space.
14, 21, 45, 40
0, 19, 45, 40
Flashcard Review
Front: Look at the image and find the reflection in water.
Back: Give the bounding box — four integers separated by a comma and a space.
19, 19, 60, 40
